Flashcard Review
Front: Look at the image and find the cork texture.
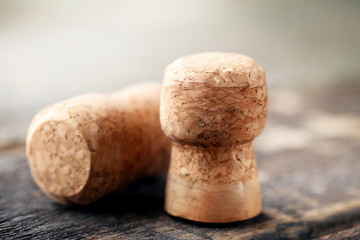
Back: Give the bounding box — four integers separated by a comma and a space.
26, 82, 171, 205
160, 52, 267, 223
165, 174, 262, 223
161, 52, 267, 146
169, 142, 257, 184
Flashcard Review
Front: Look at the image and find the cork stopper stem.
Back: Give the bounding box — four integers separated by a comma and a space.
165, 142, 262, 223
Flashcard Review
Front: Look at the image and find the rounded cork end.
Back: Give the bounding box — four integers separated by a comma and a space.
165, 173, 262, 223
28, 121, 91, 198
161, 52, 268, 145
164, 52, 265, 87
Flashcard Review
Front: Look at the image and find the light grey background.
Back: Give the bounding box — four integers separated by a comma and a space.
1, 0, 360, 147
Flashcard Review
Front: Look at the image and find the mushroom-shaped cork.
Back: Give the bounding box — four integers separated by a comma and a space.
160, 52, 268, 223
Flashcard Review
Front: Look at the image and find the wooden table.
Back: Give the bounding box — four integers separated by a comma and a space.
1, 81, 360, 239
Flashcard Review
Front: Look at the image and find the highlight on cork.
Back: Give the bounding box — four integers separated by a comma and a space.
26, 82, 171, 205
160, 52, 268, 223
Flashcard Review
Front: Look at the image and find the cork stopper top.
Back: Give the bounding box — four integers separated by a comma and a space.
160, 52, 268, 146
164, 52, 265, 88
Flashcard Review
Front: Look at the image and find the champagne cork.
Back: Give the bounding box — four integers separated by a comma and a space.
160, 53, 268, 223
26, 82, 171, 205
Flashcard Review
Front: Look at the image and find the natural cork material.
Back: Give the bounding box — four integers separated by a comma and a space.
160, 52, 268, 223
26, 82, 171, 205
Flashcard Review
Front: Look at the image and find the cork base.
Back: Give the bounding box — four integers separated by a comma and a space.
165, 173, 262, 223
164, 142, 262, 223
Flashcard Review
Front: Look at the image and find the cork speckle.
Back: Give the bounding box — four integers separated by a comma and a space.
161, 52, 267, 223
30, 121, 91, 197
26, 83, 171, 205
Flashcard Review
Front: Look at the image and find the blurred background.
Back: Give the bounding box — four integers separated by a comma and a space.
0, 0, 359, 148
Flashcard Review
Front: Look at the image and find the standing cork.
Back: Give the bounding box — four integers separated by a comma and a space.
160, 52, 268, 223
26, 82, 171, 205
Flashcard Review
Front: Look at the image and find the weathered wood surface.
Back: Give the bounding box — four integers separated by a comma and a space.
1, 81, 360, 239
318, 224, 360, 240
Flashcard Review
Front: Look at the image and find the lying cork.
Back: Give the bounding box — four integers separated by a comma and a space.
160, 52, 268, 223
26, 82, 171, 205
